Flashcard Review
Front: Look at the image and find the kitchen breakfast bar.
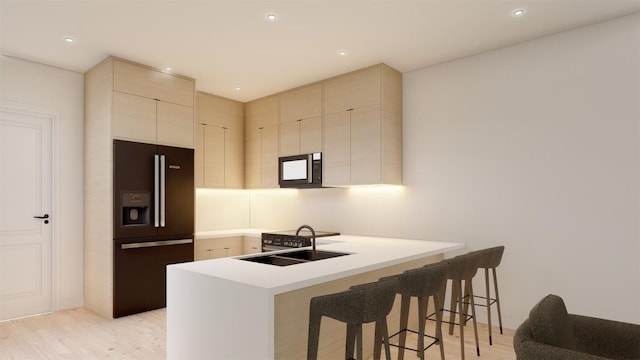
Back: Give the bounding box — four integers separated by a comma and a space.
166, 235, 464, 359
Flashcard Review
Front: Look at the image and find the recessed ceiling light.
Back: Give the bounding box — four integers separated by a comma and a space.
64, 37, 75, 43
265, 13, 278, 22
512, 9, 525, 17
234, 86, 241, 91
337, 50, 349, 56
164, 66, 173, 71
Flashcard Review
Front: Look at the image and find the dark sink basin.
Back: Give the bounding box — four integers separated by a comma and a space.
278, 249, 349, 261
240, 255, 307, 266
238, 250, 350, 266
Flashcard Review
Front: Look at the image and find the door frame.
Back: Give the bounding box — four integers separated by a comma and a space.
1, 99, 64, 315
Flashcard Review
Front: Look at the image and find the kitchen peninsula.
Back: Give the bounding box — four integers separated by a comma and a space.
167, 234, 464, 359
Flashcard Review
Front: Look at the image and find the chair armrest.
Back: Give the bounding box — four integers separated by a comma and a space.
515, 337, 610, 360
570, 314, 640, 359
514, 319, 609, 360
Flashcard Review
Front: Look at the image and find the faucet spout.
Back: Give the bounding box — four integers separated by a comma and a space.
296, 225, 316, 253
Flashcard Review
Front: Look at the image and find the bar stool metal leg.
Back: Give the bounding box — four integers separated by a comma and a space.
493, 267, 503, 335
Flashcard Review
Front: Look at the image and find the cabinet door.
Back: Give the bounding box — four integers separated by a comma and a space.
280, 117, 322, 157
300, 116, 322, 154
225, 125, 244, 189
351, 105, 382, 185
157, 101, 194, 148
112, 92, 156, 143
246, 95, 279, 189
279, 121, 301, 157
203, 125, 225, 188
280, 84, 321, 123
195, 237, 242, 261
261, 124, 279, 188
242, 237, 261, 254
195, 123, 205, 187
244, 126, 262, 189
113, 59, 194, 107
323, 111, 351, 186
323, 65, 381, 114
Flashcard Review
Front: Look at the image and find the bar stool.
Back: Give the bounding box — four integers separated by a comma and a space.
468, 246, 505, 345
307, 278, 398, 360
385, 261, 448, 360
443, 253, 482, 359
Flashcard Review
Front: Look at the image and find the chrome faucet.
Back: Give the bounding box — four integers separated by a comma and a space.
296, 224, 316, 253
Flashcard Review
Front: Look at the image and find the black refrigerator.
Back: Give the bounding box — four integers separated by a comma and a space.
113, 140, 194, 318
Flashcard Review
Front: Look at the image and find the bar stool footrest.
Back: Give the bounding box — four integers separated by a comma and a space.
387, 328, 441, 353
427, 309, 473, 326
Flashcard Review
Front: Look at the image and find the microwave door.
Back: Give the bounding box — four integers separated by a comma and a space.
282, 157, 309, 182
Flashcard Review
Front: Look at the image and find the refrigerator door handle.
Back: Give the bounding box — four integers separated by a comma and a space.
160, 154, 166, 227
121, 238, 193, 250
154, 154, 160, 228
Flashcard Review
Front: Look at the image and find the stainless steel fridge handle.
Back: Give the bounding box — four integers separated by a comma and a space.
154, 154, 160, 228
121, 238, 193, 250
160, 154, 166, 228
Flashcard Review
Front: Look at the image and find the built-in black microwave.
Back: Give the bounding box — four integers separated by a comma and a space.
278, 153, 322, 188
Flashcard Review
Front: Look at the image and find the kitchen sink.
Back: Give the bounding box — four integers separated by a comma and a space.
238, 250, 350, 266
278, 249, 349, 261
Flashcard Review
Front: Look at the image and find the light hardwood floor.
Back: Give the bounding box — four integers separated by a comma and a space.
0, 307, 516, 359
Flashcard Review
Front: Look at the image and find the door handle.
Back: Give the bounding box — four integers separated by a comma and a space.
34, 214, 49, 224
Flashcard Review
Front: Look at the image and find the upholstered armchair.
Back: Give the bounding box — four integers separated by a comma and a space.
513, 294, 640, 359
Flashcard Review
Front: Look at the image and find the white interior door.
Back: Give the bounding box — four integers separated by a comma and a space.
0, 106, 53, 321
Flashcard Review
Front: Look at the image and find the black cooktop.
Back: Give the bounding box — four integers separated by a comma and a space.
262, 230, 340, 238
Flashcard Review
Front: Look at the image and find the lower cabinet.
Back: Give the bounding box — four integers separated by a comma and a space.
195, 236, 261, 261
242, 236, 261, 254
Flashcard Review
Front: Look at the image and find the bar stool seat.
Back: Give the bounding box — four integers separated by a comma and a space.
385, 261, 448, 360
307, 278, 398, 360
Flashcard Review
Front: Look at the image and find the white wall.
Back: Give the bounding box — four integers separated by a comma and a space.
400, 13, 639, 328
195, 188, 251, 230
199, 13, 640, 328
0, 55, 85, 310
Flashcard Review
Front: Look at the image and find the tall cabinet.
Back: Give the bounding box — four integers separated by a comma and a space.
245, 95, 279, 189
195, 92, 244, 189
84, 57, 195, 318
323, 64, 402, 186
279, 83, 322, 156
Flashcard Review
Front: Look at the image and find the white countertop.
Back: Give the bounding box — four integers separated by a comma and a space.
195, 228, 269, 239
172, 234, 464, 295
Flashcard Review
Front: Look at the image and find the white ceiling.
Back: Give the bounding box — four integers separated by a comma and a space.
1, 1, 639, 102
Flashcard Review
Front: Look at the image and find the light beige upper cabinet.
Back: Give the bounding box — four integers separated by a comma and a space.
279, 84, 322, 156
245, 95, 279, 189
113, 59, 194, 107
322, 64, 402, 186
195, 92, 244, 189
111, 58, 195, 148
112, 92, 157, 144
